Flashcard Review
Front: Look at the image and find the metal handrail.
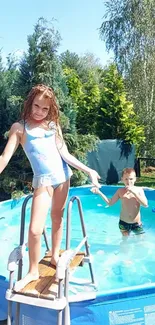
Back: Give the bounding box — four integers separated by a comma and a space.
66, 196, 95, 282
18, 194, 33, 281
63, 196, 95, 325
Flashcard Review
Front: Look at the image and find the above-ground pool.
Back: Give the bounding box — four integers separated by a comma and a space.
1, 185, 155, 325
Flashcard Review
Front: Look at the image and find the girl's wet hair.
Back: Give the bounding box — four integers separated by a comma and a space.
21, 84, 59, 125
122, 168, 136, 177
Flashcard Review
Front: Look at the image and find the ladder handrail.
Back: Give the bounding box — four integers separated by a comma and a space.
63, 195, 95, 325
66, 196, 89, 251
66, 196, 95, 282
57, 196, 89, 279
19, 194, 33, 246
18, 194, 33, 282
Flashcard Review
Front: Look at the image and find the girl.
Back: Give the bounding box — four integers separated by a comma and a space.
0, 84, 100, 291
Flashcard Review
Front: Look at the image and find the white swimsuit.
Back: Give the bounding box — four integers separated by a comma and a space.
23, 123, 72, 188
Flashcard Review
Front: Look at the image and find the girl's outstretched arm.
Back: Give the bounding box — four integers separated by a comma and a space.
56, 127, 100, 187
91, 187, 120, 205
0, 123, 21, 174
91, 187, 110, 204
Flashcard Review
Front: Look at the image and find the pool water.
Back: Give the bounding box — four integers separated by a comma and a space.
0, 185, 155, 295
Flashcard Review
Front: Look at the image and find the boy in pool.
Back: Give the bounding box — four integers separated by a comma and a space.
91, 168, 148, 236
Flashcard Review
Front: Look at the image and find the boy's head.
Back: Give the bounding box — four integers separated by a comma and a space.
121, 168, 136, 187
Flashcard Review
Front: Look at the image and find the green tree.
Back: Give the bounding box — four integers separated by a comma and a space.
60, 50, 82, 71
76, 71, 101, 134
100, 0, 155, 155
18, 17, 68, 104
100, 0, 155, 72
0, 52, 29, 200
0, 53, 22, 137
0, 53, 7, 139
63, 67, 84, 107
63, 65, 101, 135
97, 64, 144, 149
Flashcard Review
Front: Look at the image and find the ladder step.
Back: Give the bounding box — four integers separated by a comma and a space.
6, 290, 67, 310
13, 251, 85, 300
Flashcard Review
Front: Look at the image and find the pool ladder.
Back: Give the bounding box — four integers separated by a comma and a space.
6, 194, 96, 325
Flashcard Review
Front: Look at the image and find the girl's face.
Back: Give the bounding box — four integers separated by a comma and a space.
31, 93, 50, 121
122, 172, 136, 187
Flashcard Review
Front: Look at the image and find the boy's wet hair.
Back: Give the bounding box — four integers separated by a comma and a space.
21, 84, 59, 125
122, 168, 136, 177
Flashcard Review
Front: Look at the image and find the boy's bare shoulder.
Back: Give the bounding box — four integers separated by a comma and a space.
117, 187, 125, 193
135, 186, 145, 194
117, 187, 126, 197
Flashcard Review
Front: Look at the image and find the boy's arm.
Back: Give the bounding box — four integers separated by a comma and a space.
127, 187, 148, 207
91, 188, 120, 206
0, 123, 21, 174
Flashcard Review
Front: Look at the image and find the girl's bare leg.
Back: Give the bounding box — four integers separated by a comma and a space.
51, 180, 70, 265
14, 187, 52, 292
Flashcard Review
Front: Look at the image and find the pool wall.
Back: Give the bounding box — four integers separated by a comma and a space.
2, 289, 155, 324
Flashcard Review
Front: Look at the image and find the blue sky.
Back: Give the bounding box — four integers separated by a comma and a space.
0, 0, 113, 66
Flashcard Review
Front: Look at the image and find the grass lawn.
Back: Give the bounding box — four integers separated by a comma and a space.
136, 170, 155, 188
119, 170, 155, 189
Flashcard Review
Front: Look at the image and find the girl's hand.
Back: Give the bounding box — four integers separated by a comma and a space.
90, 187, 100, 194
88, 169, 101, 188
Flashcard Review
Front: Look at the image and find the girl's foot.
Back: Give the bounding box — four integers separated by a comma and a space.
14, 272, 39, 292
51, 254, 59, 266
